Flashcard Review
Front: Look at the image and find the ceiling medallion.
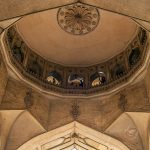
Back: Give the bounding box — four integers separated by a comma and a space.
57, 3, 100, 35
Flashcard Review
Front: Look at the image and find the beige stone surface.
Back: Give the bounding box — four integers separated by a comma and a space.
47, 99, 73, 131
17, 122, 130, 150
0, 78, 27, 110
125, 81, 150, 112
0, 0, 150, 23
82, 0, 150, 22
127, 113, 150, 150
5, 111, 45, 150
29, 91, 52, 130
0, 37, 150, 149
0, 51, 8, 104
144, 64, 150, 103
0, 110, 23, 150
0, 76, 150, 133
133, 19, 150, 32
105, 113, 144, 150
0, 17, 20, 30
77, 97, 122, 131
0, 0, 77, 21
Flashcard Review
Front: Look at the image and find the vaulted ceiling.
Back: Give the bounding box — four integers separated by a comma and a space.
16, 7, 137, 66
0, 1, 150, 150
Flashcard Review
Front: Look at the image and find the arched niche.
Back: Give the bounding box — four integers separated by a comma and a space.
113, 64, 125, 79
129, 47, 141, 66
68, 74, 84, 88
28, 60, 42, 76
90, 71, 106, 87
17, 122, 130, 150
46, 71, 62, 86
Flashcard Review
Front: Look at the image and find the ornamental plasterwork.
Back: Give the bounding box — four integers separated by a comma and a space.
118, 93, 127, 112
71, 100, 80, 120
57, 3, 100, 35
24, 89, 33, 109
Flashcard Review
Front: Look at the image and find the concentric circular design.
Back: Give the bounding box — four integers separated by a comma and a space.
57, 3, 100, 35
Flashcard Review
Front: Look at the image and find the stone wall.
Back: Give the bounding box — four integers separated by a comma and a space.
144, 64, 150, 103
0, 50, 8, 104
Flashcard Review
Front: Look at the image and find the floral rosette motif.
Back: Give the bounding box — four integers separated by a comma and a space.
57, 3, 100, 35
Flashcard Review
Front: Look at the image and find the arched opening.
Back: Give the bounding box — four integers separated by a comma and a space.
114, 64, 125, 78
129, 47, 141, 66
17, 122, 130, 150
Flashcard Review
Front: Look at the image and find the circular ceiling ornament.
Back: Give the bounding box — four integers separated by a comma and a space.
57, 3, 100, 35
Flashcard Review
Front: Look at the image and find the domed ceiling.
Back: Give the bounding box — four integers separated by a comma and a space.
16, 3, 138, 67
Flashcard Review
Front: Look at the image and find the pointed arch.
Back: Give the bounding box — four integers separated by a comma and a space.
18, 121, 130, 150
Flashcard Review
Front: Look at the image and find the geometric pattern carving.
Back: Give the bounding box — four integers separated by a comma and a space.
57, 3, 100, 35
70, 100, 80, 120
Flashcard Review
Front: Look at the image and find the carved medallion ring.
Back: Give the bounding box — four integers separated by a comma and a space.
57, 3, 100, 35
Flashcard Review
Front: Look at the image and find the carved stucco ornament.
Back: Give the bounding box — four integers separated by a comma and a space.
118, 93, 127, 111
57, 3, 100, 35
123, 126, 140, 149
71, 100, 80, 120
24, 89, 33, 109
